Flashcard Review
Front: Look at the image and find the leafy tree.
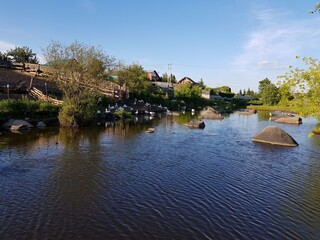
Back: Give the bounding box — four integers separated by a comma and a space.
239, 89, 242, 95
162, 73, 169, 82
277, 82, 294, 106
174, 82, 202, 99
258, 78, 271, 94
260, 83, 279, 105
246, 88, 256, 96
170, 74, 177, 83
43, 40, 114, 127
161, 73, 177, 83
198, 78, 206, 89
117, 64, 151, 98
0, 51, 7, 60
6, 46, 39, 63
278, 57, 320, 119
258, 78, 279, 105
214, 86, 231, 93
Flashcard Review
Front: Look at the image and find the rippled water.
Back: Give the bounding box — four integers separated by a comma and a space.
1, 113, 320, 239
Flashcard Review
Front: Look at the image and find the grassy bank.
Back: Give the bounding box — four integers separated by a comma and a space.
246, 105, 303, 114
0, 98, 60, 118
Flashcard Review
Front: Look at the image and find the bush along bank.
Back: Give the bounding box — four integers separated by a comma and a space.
0, 98, 60, 132
0, 96, 248, 132
0, 98, 60, 119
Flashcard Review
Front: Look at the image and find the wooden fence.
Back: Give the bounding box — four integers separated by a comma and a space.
29, 87, 63, 106
1, 59, 124, 100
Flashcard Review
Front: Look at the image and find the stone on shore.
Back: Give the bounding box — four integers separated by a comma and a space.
270, 115, 302, 124
37, 121, 46, 128
252, 126, 298, 147
185, 121, 205, 129
10, 124, 28, 131
200, 107, 224, 120
3, 119, 33, 129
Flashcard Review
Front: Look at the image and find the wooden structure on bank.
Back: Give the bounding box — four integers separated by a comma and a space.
29, 87, 63, 106
0, 61, 124, 103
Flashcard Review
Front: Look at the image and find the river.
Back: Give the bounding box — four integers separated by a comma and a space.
0, 112, 320, 239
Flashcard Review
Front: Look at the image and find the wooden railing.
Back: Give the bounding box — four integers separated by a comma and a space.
29, 87, 63, 106
1, 60, 124, 100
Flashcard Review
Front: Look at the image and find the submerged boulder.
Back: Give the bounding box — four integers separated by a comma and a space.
237, 109, 257, 115
185, 121, 205, 129
10, 124, 29, 131
145, 128, 155, 133
252, 126, 298, 147
270, 115, 302, 124
200, 107, 224, 120
37, 121, 46, 128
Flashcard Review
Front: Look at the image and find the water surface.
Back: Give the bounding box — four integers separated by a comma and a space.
0, 113, 320, 239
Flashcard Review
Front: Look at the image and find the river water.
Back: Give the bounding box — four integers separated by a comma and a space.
0, 112, 320, 239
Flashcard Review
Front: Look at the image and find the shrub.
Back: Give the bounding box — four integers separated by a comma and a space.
0, 98, 59, 118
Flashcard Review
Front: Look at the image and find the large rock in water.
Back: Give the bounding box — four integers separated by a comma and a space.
252, 126, 298, 147
185, 121, 205, 129
270, 115, 302, 124
3, 119, 33, 129
237, 109, 257, 115
200, 107, 224, 120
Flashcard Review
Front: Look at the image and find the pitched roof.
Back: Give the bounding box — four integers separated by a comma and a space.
178, 77, 196, 84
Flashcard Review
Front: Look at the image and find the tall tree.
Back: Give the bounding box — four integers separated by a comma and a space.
174, 82, 202, 99
7, 46, 39, 63
246, 88, 256, 96
170, 74, 177, 83
260, 84, 279, 105
161, 73, 177, 83
278, 57, 320, 119
117, 64, 151, 98
0, 51, 6, 60
198, 78, 206, 89
243, 89, 246, 96
43, 41, 115, 127
162, 73, 168, 82
258, 78, 271, 94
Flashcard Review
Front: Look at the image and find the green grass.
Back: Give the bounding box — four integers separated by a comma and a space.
246, 105, 303, 113
0, 98, 60, 118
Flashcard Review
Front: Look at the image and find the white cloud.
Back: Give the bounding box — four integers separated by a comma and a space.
233, 8, 320, 71
0, 40, 15, 53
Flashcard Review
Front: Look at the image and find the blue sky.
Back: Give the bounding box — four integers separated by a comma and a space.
1, 0, 320, 92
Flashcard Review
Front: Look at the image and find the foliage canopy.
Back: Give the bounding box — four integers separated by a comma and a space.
117, 64, 151, 98
278, 57, 320, 120
174, 82, 202, 99
6, 46, 39, 63
43, 41, 115, 126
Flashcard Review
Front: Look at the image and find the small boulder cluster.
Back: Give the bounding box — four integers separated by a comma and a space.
2, 118, 58, 133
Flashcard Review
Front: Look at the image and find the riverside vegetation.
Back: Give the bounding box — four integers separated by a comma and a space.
1, 42, 320, 128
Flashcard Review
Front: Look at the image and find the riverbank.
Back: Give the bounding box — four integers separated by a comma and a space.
247, 105, 301, 113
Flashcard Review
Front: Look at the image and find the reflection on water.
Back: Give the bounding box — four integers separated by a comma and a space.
0, 112, 320, 239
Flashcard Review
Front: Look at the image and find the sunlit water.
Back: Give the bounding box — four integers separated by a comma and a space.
1, 112, 320, 239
